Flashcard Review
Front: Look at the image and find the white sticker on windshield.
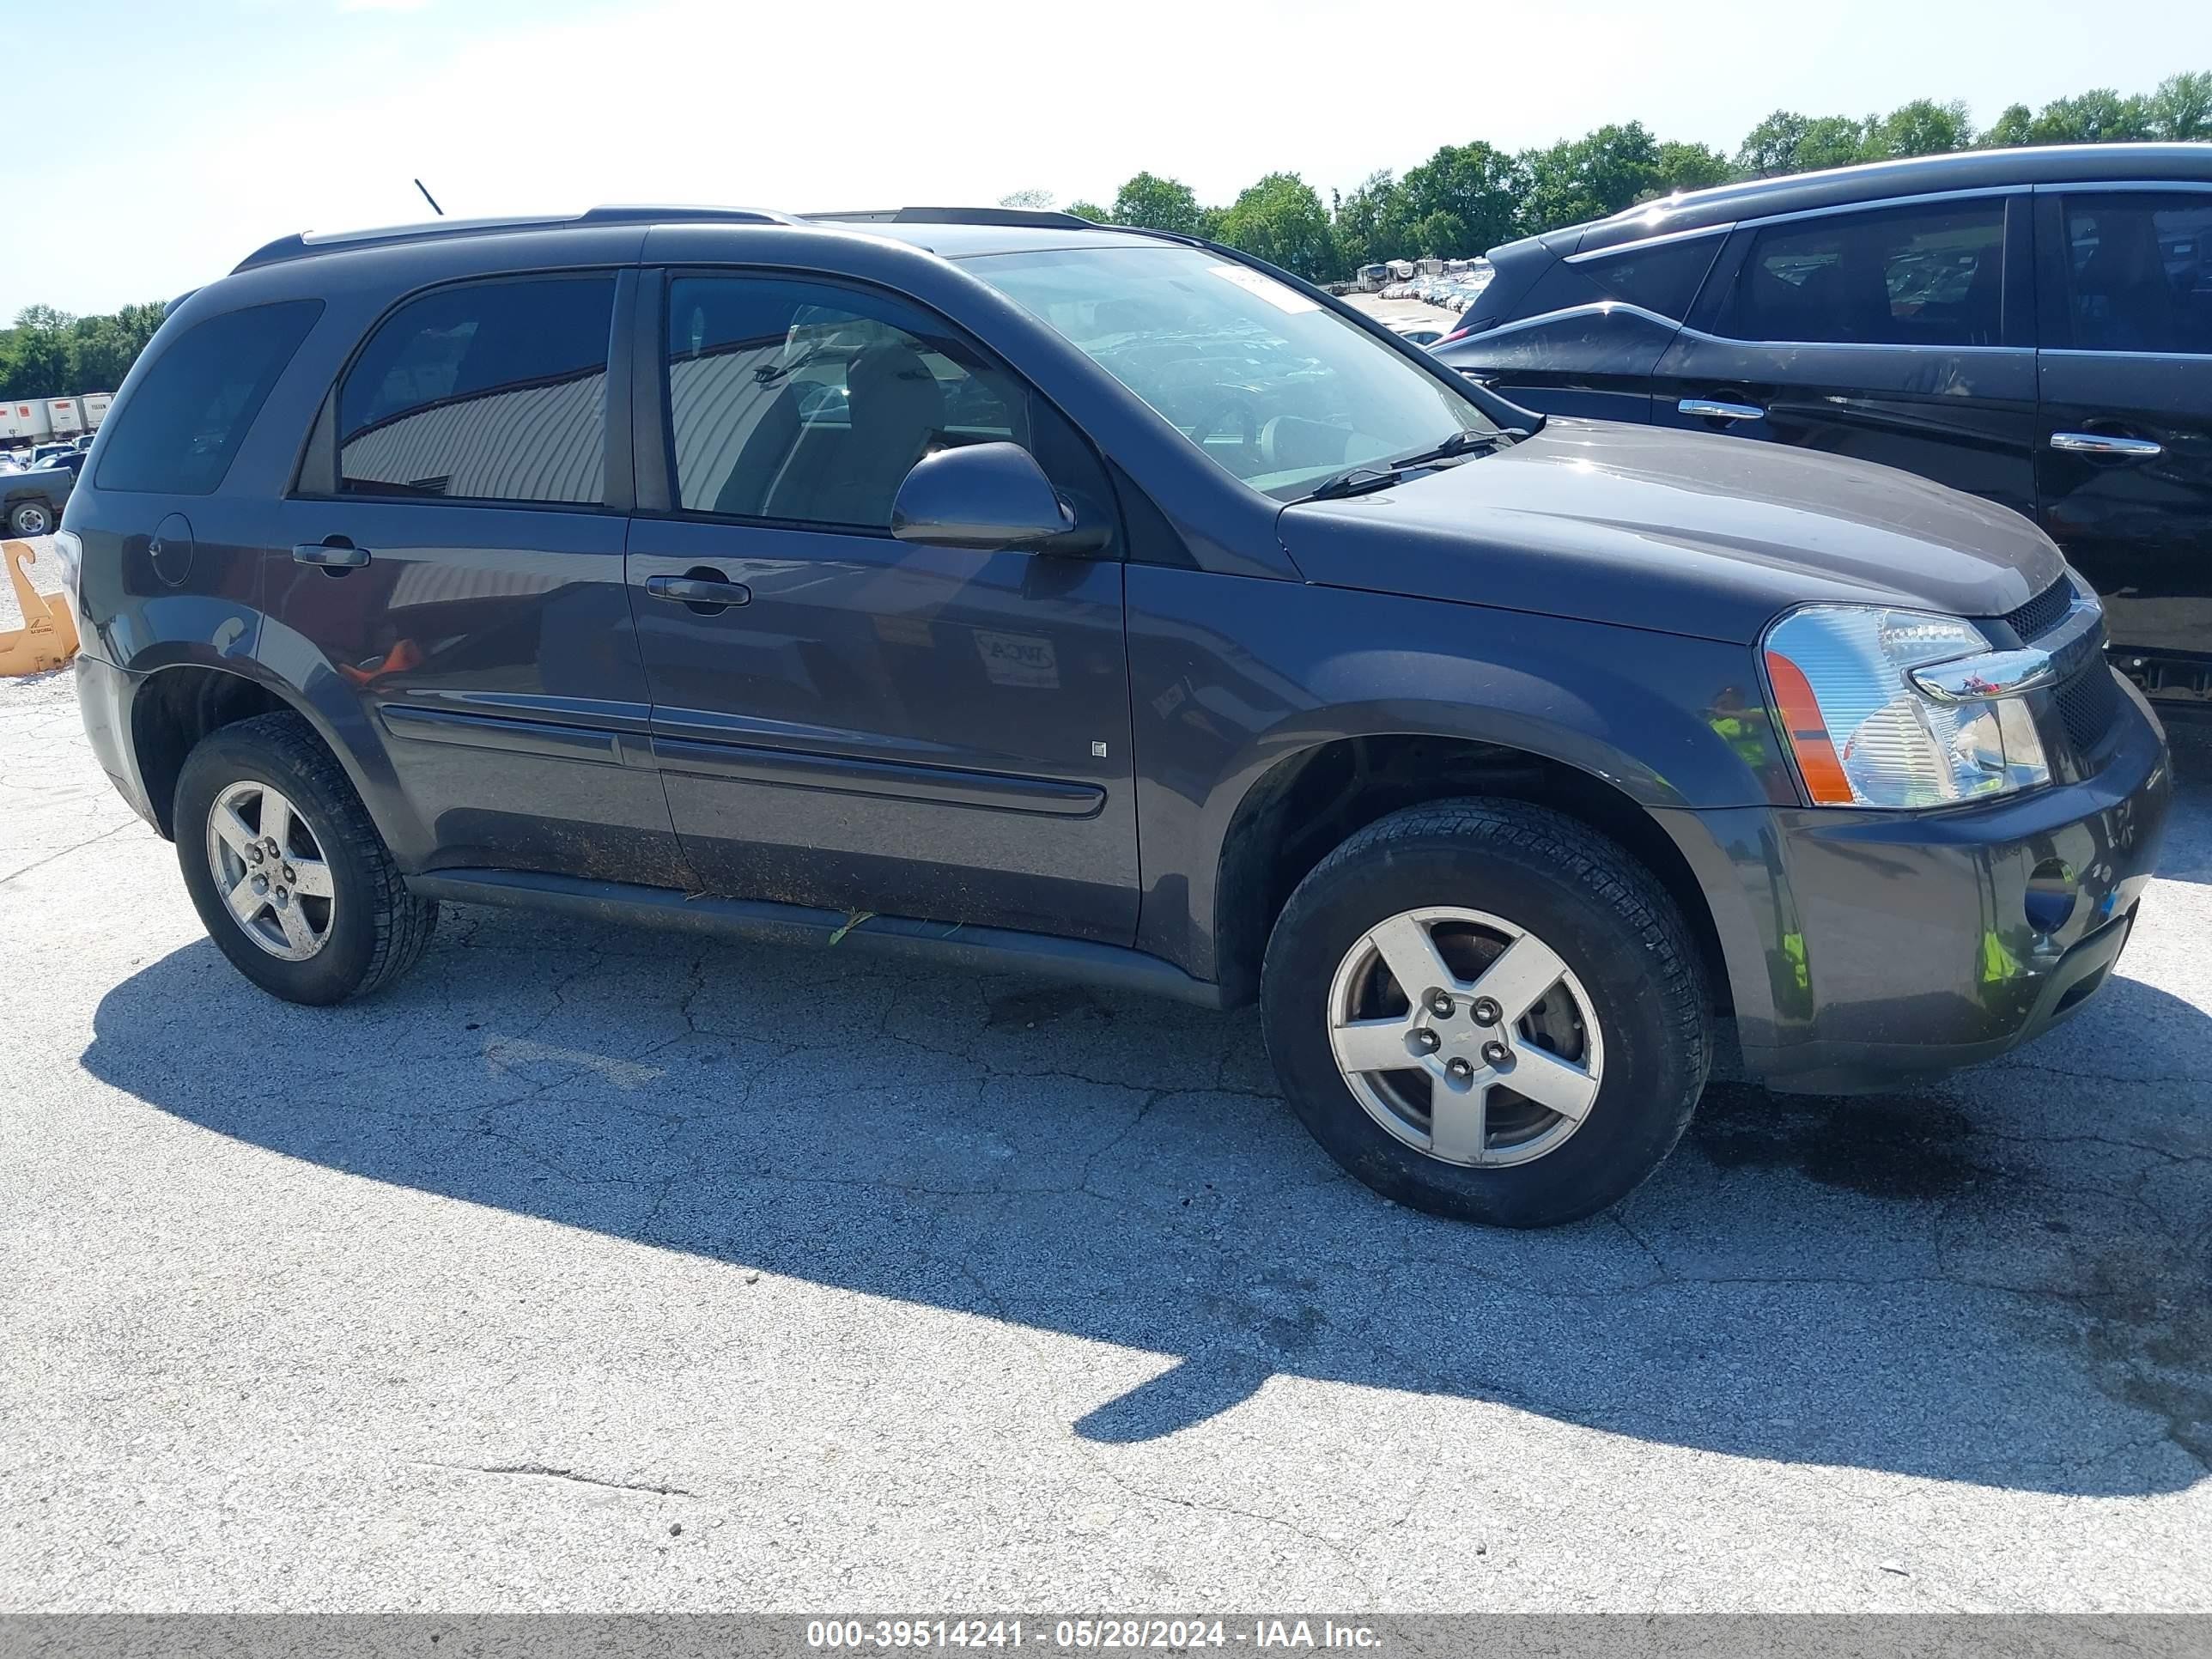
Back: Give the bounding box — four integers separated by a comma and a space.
1206, 263, 1322, 313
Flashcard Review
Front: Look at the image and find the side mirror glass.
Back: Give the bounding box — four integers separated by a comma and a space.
890, 441, 1105, 556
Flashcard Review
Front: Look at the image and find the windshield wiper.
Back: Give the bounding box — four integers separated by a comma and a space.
1388, 427, 1525, 469
1300, 464, 1406, 501
1297, 428, 1527, 502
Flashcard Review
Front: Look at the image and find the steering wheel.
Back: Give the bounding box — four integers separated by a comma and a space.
1187, 394, 1263, 471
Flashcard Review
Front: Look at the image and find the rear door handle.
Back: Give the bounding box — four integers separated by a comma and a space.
293, 541, 368, 568
1679, 398, 1766, 422
646, 569, 752, 612
2050, 431, 2162, 459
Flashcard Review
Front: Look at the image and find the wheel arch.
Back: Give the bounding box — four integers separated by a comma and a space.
1206, 727, 1734, 1016
124, 655, 399, 848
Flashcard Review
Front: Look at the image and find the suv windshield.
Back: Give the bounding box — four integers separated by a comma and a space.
966, 246, 1495, 499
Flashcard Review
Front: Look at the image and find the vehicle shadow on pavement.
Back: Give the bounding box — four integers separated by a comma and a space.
82, 910, 2211, 1498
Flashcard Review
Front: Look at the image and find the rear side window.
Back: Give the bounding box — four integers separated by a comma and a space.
337, 275, 614, 504
94, 300, 322, 495
1580, 235, 1723, 320
2061, 194, 2212, 356
1718, 199, 2006, 347
664, 274, 1025, 530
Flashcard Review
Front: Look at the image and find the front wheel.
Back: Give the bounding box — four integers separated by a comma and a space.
174, 712, 437, 1006
1261, 799, 1710, 1228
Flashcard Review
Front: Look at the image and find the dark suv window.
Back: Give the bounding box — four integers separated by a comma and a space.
337, 275, 614, 504
94, 300, 322, 495
665, 274, 1024, 530
1719, 199, 2007, 347
2061, 194, 2212, 356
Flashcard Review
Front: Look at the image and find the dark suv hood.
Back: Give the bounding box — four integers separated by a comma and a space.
1278, 419, 2062, 644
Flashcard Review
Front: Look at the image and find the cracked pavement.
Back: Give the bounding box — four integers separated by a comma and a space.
2, 635, 2209, 1612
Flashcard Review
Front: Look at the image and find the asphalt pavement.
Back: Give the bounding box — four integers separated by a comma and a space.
2, 649, 2208, 1612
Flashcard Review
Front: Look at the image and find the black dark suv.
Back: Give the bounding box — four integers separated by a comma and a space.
60, 204, 2172, 1227
1433, 143, 2212, 714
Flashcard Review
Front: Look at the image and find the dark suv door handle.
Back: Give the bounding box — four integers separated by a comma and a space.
293, 541, 369, 568
646, 569, 752, 612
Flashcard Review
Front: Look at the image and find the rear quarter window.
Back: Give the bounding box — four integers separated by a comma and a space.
94, 300, 323, 495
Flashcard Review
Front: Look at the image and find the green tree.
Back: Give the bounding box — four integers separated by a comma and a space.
2148, 71, 2212, 140
998, 188, 1056, 210
1109, 171, 1209, 235
1063, 199, 1109, 222
1332, 169, 1412, 270
1652, 141, 1735, 195
1980, 103, 2037, 149
1519, 122, 1664, 232
1407, 210, 1467, 260
1214, 172, 1337, 278
1400, 140, 1522, 256
2029, 88, 2155, 143
1796, 114, 1875, 172
1736, 110, 1810, 177
1868, 99, 1975, 158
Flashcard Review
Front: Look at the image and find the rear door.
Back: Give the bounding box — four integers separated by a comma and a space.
624, 269, 1139, 942
270, 270, 688, 885
1653, 193, 2040, 520
2033, 186, 2212, 694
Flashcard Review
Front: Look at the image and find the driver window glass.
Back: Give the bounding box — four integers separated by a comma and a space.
665, 275, 1027, 530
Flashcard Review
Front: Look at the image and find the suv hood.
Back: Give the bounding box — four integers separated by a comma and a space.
1277, 419, 2062, 644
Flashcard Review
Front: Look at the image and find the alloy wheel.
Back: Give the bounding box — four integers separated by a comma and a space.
204, 781, 337, 962
1326, 905, 1604, 1168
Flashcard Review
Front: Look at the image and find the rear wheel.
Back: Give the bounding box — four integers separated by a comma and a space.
173, 712, 437, 1005
8, 498, 52, 537
1261, 799, 1710, 1227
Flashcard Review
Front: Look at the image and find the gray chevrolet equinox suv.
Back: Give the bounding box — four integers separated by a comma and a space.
61, 204, 2172, 1227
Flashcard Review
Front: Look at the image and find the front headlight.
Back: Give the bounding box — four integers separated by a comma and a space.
1762, 605, 2051, 809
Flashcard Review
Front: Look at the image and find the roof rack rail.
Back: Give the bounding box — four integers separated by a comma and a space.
805, 206, 1099, 229
232, 204, 804, 274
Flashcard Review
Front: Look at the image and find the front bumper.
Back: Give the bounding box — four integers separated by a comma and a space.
1663, 676, 2172, 1093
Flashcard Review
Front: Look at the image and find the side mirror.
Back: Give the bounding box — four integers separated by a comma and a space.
890, 441, 1107, 556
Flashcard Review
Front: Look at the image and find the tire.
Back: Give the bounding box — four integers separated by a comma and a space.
1261, 799, 1709, 1228
173, 711, 438, 1006
8, 498, 52, 537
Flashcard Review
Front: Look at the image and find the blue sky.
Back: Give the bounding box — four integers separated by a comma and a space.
17, 0, 2212, 319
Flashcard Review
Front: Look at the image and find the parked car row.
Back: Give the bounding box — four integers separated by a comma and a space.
0, 438, 84, 533
1434, 143, 2212, 713
1380, 264, 1494, 312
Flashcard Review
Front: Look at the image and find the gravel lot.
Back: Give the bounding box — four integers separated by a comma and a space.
2, 626, 2209, 1612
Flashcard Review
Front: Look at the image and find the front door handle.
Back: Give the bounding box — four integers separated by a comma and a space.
646, 568, 752, 614
2050, 431, 2162, 459
293, 540, 368, 568
1679, 398, 1766, 422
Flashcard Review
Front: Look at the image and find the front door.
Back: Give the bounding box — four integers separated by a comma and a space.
268, 271, 687, 885
2033, 187, 2212, 692
626, 270, 1139, 943
1654, 193, 2040, 523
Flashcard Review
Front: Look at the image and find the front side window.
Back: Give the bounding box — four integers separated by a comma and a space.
94, 300, 322, 495
2062, 194, 2212, 356
665, 275, 1024, 530
965, 246, 1494, 499
1720, 199, 2007, 348
337, 275, 614, 504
